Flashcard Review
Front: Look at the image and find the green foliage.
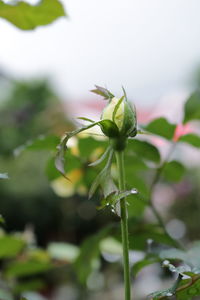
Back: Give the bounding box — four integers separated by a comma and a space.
0, 235, 25, 258
5, 260, 51, 278
184, 91, 200, 123
126, 139, 160, 163
179, 133, 200, 148
74, 226, 111, 284
0, 0, 66, 30
145, 117, 176, 140
91, 85, 114, 100
162, 160, 185, 182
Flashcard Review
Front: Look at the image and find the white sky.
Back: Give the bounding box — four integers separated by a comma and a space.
1, 0, 200, 104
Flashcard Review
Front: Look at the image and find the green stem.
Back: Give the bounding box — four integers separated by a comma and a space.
115, 151, 131, 300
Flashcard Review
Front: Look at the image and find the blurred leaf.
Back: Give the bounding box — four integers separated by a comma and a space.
91, 85, 114, 100
162, 160, 185, 182
0, 214, 5, 224
145, 118, 176, 140
132, 254, 160, 275
128, 223, 178, 250
127, 194, 147, 217
78, 137, 107, 160
0, 235, 25, 258
127, 139, 160, 163
48, 242, 79, 262
100, 237, 122, 255
6, 260, 51, 278
14, 135, 60, 155
179, 133, 200, 148
0, 173, 9, 179
14, 279, 45, 293
0, 289, 13, 300
46, 157, 61, 181
183, 91, 200, 123
74, 226, 112, 284
160, 242, 200, 269
0, 0, 66, 30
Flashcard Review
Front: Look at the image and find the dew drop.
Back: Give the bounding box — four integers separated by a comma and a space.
166, 292, 173, 297
163, 260, 170, 266
131, 188, 138, 194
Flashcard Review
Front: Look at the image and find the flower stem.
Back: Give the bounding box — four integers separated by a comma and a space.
115, 151, 131, 300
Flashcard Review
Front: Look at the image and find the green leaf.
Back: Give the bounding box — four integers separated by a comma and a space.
14, 279, 45, 293
6, 261, 51, 278
132, 255, 160, 275
162, 160, 185, 182
0, 173, 9, 179
0, 214, 5, 224
74, 226, 112, 284
179, 134, 200, 148
126, 139, 160, 163
184, 90, 200, 123
14, 135, 60, 155
91, 85, 114, 100
128, 223, 179, 250
160, 242, 200, 269
145, 118, 176, 140
0, 235, 25, 258
0, 0, 66, 30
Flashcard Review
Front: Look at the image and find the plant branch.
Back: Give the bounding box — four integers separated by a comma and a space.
115, 151, 131, 300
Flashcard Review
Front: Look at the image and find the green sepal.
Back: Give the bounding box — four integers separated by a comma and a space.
89, 146, 111, 167
91, 85, 114, 100
55, 120, 119, 177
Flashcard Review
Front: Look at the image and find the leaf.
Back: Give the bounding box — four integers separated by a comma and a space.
48, 242, 79, 262
14, 279, 45, 293
160, 242, 200, 269
0, 173, 9, 179
0, 215, 5, 224
126, 139, 160, 163
0, 0, 66, 30
14, 135, 60, 156
100, 189, 137, 208
183, 90, 200, 123
145, 118, 176, 140
0, 236, 25, 258
128, 223, 179, 250
132, 255, 160, 275
179, 134, 200, 148
162, 160, 185, 182
100, 237, 122, 255
91, 85, 114, 100
74, 226, 112, 284
6, 261, 51, 278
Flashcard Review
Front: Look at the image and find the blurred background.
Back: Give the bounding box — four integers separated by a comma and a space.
1, 1, 200, 299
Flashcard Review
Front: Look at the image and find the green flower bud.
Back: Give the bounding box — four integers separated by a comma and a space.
101, 96, 137, 138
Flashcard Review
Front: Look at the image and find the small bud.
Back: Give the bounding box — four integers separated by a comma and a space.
101, 95, 137, 138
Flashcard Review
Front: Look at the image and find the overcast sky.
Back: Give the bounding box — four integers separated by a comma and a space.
1, 0, 200, 104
